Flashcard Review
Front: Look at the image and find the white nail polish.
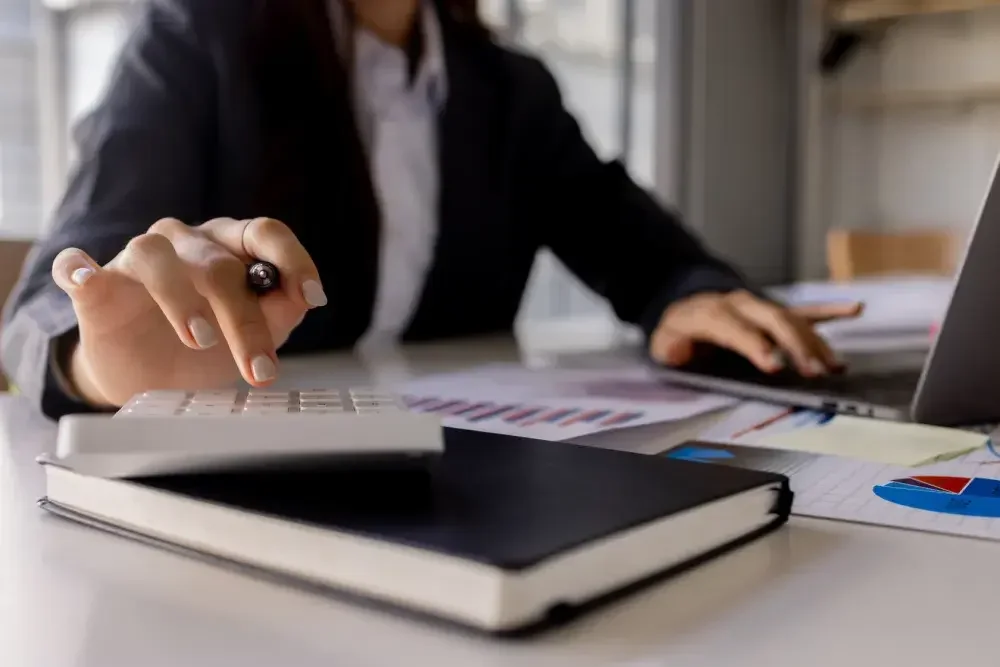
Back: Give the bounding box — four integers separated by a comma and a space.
70, 267, 94, 286
301, 280, 328, 308
251, 355, 276, 382
187, 317, 218, 349
808, 358, 826, 375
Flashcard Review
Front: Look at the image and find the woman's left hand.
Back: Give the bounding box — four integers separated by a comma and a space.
649, 289, 864, 377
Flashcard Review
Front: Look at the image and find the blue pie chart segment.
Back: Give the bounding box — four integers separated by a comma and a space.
667, 446, 736, 463
873, 475, 1000, 517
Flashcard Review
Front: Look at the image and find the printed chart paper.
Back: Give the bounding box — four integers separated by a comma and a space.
768, 276, 951, 352
686, 402, 1000, 541
701, 402, 985, 466
396, 364, 738, 441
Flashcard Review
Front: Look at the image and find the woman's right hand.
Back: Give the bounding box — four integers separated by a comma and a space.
51, 217, 328, 407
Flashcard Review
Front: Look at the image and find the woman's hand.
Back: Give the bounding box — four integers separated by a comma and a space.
649, 289, 863, 377
51, 217, 327, 407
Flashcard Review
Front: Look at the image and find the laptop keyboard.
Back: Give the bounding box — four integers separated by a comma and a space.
780, 370, 922, 407
675, 348, 923, 408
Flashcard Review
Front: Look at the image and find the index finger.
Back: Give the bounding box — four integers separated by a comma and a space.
199, 217, 327, 309
198, 252, 280, 386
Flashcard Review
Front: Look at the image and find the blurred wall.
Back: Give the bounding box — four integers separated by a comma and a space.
657, 0, 797, 287
798, 2, 1000, 279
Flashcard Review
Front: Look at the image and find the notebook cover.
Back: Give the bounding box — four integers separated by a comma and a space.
42, 429, 791, 571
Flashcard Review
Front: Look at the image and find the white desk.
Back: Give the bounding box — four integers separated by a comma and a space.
1, 333, 995, 666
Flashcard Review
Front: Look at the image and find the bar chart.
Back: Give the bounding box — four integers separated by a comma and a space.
402, 395, 646, 431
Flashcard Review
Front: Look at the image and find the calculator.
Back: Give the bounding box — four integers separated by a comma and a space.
54, 388, 444, 479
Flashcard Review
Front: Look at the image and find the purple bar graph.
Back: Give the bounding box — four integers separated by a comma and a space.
503, 406, 546, 423
404, 395, 646, 431
561, 409, 612, 426
467, 405, 516, 422
600, 411, 643, 427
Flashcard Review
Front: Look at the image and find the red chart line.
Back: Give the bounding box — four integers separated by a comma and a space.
730, 408, 795, 439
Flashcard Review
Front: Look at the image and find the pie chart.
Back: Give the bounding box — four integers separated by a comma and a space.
873, 475, 1000, 517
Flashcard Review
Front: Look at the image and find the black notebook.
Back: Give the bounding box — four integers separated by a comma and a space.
39, 429, 792, 635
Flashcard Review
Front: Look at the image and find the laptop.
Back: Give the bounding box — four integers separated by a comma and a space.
653, 159, 1000, 427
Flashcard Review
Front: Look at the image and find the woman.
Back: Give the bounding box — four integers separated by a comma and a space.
1, 0, 859, 419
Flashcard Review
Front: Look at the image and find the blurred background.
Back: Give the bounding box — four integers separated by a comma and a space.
0, 0, 994, 331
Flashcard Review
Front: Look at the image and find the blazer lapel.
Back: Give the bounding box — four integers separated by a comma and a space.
405, 19, 506, 336
310, 14, 382, 347
252, 0, 382, 350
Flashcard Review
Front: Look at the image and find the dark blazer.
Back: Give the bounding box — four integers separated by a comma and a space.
1, 0, 749, 420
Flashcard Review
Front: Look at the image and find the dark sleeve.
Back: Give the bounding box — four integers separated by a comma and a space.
0, 0, 216, 419
511, 56, 753, 337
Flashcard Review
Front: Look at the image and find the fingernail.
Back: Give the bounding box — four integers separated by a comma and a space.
70, 267, 94, 286
301, 280, 328, 308
251, 355, 276, 382
768, 351, 785, 370
807, 358, 826, 376
187, 316, 218, 349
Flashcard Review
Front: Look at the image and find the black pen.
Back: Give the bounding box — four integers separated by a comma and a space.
247, 260, 280, 294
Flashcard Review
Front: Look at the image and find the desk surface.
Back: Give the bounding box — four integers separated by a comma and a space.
1, 333, 995, 667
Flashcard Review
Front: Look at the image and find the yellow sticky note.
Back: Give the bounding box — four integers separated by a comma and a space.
750, 415, 986, 467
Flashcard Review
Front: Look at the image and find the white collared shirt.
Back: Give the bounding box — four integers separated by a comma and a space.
330, 1, 446, 345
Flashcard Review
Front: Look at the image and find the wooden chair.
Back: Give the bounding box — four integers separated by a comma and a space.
0, 239, 34, 391
826, 228, 960, 281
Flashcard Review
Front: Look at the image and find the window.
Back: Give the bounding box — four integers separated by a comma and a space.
512, 0, 656, 325
0, 0, 41, 238
65, 7, 130, 132
32, 0, 135, 227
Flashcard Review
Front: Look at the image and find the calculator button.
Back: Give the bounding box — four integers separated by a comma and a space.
131, 396, 186, 407
299, 399, 342, 407
192, 390, 238, 399
138, 390, 190, 401
120, 406, 178, 416
352, 400, 392, 409
242, 406, 291, 414
183, 404, 234, 413
349, 391, 391, 400
299, 391, 343, 400
298, 406, 343, 414
245, 398, 292, 406
247, 392, 292, 400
